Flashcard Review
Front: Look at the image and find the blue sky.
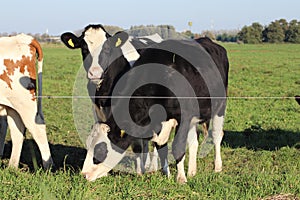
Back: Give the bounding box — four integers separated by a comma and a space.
1, 0, 299, 35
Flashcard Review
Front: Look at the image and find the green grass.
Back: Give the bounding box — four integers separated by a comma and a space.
0, 43, 299, 199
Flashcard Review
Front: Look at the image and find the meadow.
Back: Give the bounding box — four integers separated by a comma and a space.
0, 42, 299, 199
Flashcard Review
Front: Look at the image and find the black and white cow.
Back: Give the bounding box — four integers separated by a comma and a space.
295, 95, 300, 105
61, 25, 165, 175
73, 29, 229, 183
0, 34, 54, 168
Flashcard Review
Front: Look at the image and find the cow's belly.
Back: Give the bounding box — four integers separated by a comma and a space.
0, 72, 37, 113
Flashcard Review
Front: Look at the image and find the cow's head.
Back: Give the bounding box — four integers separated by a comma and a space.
61, 25, 134, 83
61, 25, 135, 122
61, 25, 108, 82
82, 122, 128, 181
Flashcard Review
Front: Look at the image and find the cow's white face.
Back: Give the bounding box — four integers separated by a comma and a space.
61, 25, 111, 81
61, 24, 141, 83
82, 123, 125, 181
83, 27, 107, 80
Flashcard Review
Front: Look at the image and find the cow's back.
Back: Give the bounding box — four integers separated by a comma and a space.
119, 39, 228, 126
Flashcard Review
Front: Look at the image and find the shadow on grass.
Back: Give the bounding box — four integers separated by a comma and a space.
223, 128, 300, 151
2, 128, 299, 172
1, 140, 86, 172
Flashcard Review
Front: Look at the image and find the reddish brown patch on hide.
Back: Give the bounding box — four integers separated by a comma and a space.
30, 39, 43, 62
0, 71, 12, 88
1, 54, 37, 100
0, 38, 43, 101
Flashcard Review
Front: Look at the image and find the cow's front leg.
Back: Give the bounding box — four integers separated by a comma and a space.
148, 143, 158, 172
176, 155, 187, 183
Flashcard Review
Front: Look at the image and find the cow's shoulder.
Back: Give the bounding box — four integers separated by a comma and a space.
195, 37, 229, 84
195, 37, 227, 60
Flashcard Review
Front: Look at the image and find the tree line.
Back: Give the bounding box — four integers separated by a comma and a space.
237, 19, 300, 44
106, 19, 300, 44
1, 18, 299, 43
0, 32, 54, 43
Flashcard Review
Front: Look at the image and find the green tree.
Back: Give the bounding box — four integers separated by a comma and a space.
285, 19, 300, 43
201, 30, 216, 40
103, 25, 124, 35
181, 30, 194, 39
264, 20, 285, 43
237, 22, 263, 44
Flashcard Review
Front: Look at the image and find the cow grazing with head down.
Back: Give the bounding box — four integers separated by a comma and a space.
61, 25, 165, 175
67, 28, 229, 183
0, 34, 54, 168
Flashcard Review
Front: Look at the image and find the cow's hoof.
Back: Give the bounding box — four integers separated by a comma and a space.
176, 175, 187, 184
214, 167, 222, 172
187, 170, 196, 177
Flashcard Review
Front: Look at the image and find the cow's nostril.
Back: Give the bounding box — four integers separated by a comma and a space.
82, 172, 88, 179
93, 158, 101, 165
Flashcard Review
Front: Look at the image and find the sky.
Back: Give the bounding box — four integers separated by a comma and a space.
1, 0, 299, 35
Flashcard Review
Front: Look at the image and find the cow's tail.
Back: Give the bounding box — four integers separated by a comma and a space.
30, 39, 45, 124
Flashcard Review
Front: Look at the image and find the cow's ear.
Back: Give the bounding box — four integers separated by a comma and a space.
61, 32, 81, 49
120, 129, 125, 138
111, 31, 129, 48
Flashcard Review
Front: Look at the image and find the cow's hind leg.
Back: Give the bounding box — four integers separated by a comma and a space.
212, 115, 224, 172
148, 143, 158, 172
6, 108, 25, 168
0, 106, 8, 157
187, 117, 199, 177
27, 123, 53, 169
18, 110, 54, 169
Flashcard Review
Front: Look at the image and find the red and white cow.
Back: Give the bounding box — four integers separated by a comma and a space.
0, 34, 53, 168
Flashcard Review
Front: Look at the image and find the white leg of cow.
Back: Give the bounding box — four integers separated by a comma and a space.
176, 155, 187, 184
144, 151, 151, 170
212, 115, 224, 172
148, 145, 158, 172
136, 154, 145, 175
27, 123, 53, 169
187, 123, 199, 177
0, 106, 8, 157
17, 107, 53, 169
132, 139, 147, 175
6, 108, 25, 168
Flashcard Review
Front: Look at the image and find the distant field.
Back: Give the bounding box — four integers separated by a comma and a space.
0, 43, 299, 199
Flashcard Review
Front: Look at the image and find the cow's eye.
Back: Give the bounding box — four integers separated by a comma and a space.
93, 142, 108, 164
103, 46, 110, 53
